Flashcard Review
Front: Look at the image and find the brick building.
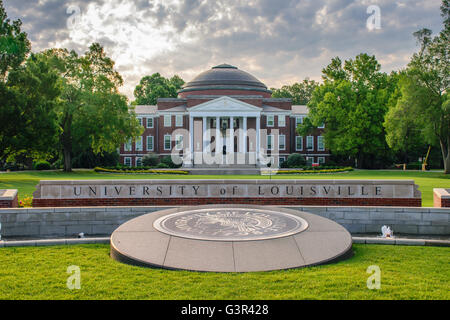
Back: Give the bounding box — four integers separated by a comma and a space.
119, 64, 328, 167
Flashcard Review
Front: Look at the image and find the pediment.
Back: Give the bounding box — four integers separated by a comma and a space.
189, 96, 261, 113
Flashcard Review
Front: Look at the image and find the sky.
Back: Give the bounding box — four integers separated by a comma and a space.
3, 0, 445, 100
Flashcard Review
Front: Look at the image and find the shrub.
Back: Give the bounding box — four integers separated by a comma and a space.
161, 156, 181, 168
286, 154, 306, 168
143, 153, 160, 167
34, 161, 51, 171
156, 163, 170, 169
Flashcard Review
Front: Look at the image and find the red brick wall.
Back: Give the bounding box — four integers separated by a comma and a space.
434, 194, 450, 208
179, 90, 272, 99
33, 197, 421, 208
0, 197, 18, 208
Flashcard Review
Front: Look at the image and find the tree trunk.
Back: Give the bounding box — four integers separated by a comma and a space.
62, 114, 73, 172
440, 137, 450, 174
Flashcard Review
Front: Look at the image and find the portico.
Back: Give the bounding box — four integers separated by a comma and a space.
187, 96, 262, 166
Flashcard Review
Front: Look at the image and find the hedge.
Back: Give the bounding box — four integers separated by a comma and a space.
94, 167, 189, 175
276, 167, 354, 174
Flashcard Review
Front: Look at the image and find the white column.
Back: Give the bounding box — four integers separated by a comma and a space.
229, 116, 234, 164
189, 115, 194, 165
202, 116, 207, 155
256, 116, 261, 164
243, 116, 247, 153
216, 116, 221, 157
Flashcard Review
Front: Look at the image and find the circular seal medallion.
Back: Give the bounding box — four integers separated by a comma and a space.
153, 208, 308, 241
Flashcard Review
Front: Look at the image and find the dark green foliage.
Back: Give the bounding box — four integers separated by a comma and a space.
34, 161, 51, 171
142, 153, 160, 167
286, 154, 306, 168
156, 163, 170, 169
271, 79, 318, 105
134, 73, 185, 105
160, 156, 181, 168
71, 150, 119, 169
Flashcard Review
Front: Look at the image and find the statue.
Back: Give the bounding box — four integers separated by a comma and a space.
381, 225, 393, 238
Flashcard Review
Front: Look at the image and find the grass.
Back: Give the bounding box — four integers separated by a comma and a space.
0, 244, 448, 300
0, 169, 448, 207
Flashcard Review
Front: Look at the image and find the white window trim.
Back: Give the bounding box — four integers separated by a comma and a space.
164, 134, 172, 151
278, 115, 286, 127
147, 117, 154, 129
175, 135, 184, 151
307, 136, 314, 151
306, 156, 314, 165
147, 136, 154, 151
318, 136, 325, 151
175, 115, 183, 127
136, 157, 143, 167
137, 117, 143, 127
267, 115, 275, 127
318, 157, 325, 164
295, 136, 303, 151
267, 134, 274, 151
295, 116, 303, 127
278, 135, 286, 151
135, 136, 143, 152
318, 122, 325, 129
124, 157, 132, 167
124, 139, 132, 152
164, 115, 172, 127
279, 156, 286, 164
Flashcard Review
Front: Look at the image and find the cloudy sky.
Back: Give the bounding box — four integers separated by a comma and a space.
3, 0, 445, 100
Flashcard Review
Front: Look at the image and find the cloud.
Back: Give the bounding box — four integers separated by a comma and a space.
3, 0, 444, 100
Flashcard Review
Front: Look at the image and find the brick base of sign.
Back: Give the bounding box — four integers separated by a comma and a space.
435, 198, 450, 208
0, 198, 18, 208
32, 197, 422, 208
433, 189, 450, 208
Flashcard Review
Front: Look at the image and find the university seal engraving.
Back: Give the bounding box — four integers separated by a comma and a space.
153, 208, 308, 241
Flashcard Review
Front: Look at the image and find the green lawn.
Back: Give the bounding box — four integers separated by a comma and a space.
0, 244, 448, 300
0, 169, 448, 207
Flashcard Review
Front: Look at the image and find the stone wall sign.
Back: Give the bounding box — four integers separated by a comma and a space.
32, 180, 422, 207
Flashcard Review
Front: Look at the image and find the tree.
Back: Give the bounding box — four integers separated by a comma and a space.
271, 79, 318, 105
44, 43, 143, 172
386, 1, 449, 173
134, 73, 185, 105
300, 54, 396, 168
1, 54, 60, 162
0, 1, 58, 164
0, 0, 30, 81
383, 73, 428, 164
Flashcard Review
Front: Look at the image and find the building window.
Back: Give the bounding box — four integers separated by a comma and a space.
176, 115, 183, 127
279, 135, 286, 151
124, 139, 132, 152
295, 136, 303, 151
318, 122, 325, 129
306, 157, 314, 166
124, 157, 132, 167
137, 117, 143, 127
136, 157, 143, 167
164, 135, 171, 150
147, 117, 154, 128
164, 115, 172, 127
175, 135, 183, 150
135, 136, 143, 151
295, 116, 303, 127
318, 136, 325, 151
307, 136, 314, 151
279, 157, 286, 165
318, 157, 325, 165
267, 115, 275, 127
278, 115, 286, 127
147, 136, 154, 151
267, 135, 274, 151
